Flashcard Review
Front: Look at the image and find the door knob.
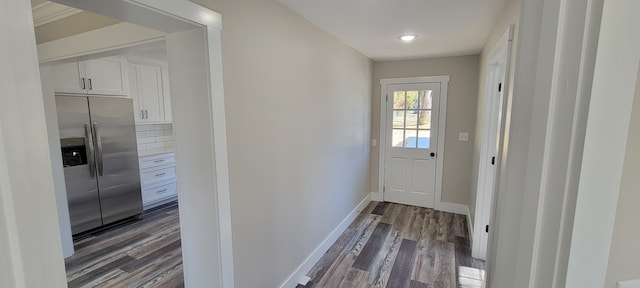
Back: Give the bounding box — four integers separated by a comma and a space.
430, 152, 436, 157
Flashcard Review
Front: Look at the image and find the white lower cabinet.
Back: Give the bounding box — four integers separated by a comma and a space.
143, 181, 177, 208
139, 153, 177, 210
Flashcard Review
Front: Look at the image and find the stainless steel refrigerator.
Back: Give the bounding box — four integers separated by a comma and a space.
56, 95, 142, 235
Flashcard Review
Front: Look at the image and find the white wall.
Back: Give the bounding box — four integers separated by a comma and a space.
166, 28, 227, 287
566, 0, 640, 286
488, 0, 561, 284
191, 0, 372, 287
487, 0, 603, 286
0, 0, 68, 286
40, 66, 75, 257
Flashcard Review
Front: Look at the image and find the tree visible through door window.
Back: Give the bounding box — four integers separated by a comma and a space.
392, 90, 432, 148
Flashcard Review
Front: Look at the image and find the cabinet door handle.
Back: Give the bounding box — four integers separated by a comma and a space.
154, 159, 165, 163
81, 78, 86, 90
141, 110, 144, 119
145, 110, 148, 119
84, 123, 95, 177
93, 122, 104, 176
155, 172, 166, 177
156, 189, 168, 193
88, 78, 92, 90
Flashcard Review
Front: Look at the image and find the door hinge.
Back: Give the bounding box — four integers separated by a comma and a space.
498, 83, 502, 92
486, 225, 489, 233
491, 156, 495, 165
383, 186, 386, 192
386, 94, 388, 101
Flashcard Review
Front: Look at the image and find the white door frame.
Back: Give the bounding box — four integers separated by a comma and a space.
378, 76, 449, 210
0, 1, 233, 287
472, 26, 514, 260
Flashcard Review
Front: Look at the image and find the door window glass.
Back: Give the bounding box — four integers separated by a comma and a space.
392, 90, 432, 149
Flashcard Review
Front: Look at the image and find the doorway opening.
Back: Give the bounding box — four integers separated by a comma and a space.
25, 0, 233, 286
378, 76, 449, 209
472, 26, 513, 261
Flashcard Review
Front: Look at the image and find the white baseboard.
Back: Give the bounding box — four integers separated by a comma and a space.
466, 205, 474, 244
278, 193, 373, 288
618, 279, 640, 288
370, 191, 383, 201
435, 201, 468, 215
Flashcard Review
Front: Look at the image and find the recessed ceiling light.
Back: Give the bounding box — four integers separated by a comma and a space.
400, 34, 417, 42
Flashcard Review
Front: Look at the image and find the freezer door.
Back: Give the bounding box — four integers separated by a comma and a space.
56, 96, 102, 234
88, 97, 142, 224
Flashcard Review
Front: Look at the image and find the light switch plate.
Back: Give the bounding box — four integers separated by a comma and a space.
459, 132, 469, 142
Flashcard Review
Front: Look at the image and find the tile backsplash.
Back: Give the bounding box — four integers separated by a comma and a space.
136, 123, 175, 156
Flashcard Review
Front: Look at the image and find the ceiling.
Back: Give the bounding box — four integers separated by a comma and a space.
32, 0, 509, 61
278, 0, 509, 61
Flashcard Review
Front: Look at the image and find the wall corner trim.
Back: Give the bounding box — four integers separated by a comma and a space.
278, 193, 373, 288
32, 2, 82, 27
467, 205, 474, 244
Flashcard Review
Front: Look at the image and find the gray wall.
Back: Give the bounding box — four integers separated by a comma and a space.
605, 64, 640, 288
371, 55, 480, 205
192, 0, 372, 287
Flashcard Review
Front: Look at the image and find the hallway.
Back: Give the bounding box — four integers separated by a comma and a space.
299, 202, 484, 288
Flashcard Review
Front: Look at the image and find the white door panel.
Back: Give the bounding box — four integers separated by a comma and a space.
384, 82, 440, 208
389, 157, 406, 190
411, 159, 430, 193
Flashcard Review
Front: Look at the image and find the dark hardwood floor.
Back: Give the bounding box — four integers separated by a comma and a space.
65, 201, 183, 288
64, 201, 481, 288
298, 202, 485, 288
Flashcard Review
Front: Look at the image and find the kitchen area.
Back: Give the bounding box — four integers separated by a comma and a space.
53, 49, 179, 234
0, 0, 232, 286
37, 11, 185, 284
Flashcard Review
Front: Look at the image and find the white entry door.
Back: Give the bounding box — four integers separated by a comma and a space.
384, 82, 441, 208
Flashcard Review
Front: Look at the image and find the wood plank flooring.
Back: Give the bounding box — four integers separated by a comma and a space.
65, 201, 183, 288
64, 201, 482, 288
298, 202, 485, 288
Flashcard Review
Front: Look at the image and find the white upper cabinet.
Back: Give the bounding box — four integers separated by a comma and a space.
161, 66, 172, 122
51, 62, 84, 94
52, 56, 129, 96
128, 58, 172, 123
83, 58, 129, 96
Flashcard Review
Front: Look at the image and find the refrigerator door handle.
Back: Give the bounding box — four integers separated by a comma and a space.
93, 122, 104, 176
84, 123, 96, 177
